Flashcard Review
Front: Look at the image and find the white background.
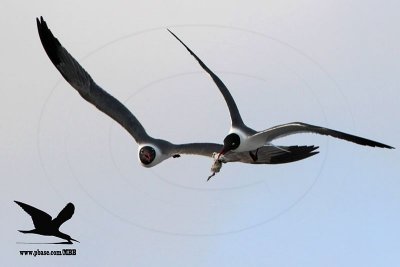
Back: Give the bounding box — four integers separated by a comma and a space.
1, 0, 399, 266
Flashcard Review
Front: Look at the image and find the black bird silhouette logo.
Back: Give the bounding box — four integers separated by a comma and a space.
15, 201, 79, 244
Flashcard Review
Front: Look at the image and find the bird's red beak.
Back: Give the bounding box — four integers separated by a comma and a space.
216, 148, 226, 160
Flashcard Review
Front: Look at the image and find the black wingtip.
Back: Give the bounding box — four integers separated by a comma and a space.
167, 29, 196, 57
269, 145, 320, 164
166, 28, 176, 37
368, 141, 394, 149
167, 29, 184, 46
36, 16, 62, 66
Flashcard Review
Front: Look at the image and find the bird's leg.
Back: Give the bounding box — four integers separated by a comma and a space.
249, 148, 260, 162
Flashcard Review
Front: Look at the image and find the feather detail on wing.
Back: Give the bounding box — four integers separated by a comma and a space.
249, 122, 394, 149
223, 145, 319, 164
37, 17, 151, 144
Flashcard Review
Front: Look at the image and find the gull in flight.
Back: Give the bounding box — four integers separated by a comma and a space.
36, 17, 319, 177
168, 30, 394, 167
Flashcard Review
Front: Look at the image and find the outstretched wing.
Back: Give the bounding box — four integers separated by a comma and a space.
37, 16, 151, 144
15, 201, 52, 229
249, 122, 394, 149
168, 29, 246, 129
170, 143, 319, 164
52, 203, 75, 229
223, 145, 319, 164
169, 142, 222, 157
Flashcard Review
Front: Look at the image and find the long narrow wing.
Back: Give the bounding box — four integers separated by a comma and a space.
171, 143, 319, 164
52, 203, 75, 229
15, 201, 52, 229
249, 122, 394, 149
168, 30, 246, 129
37, 17, 151, 144
170, 142, 222, 157
225, 145, 319, 164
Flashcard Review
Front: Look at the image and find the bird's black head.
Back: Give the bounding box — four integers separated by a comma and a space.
139, 146, 156, 165
223, 133, 241, 152
216, 133, 241, 160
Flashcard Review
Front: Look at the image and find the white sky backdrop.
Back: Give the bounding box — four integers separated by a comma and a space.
1, 0, 399, 266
